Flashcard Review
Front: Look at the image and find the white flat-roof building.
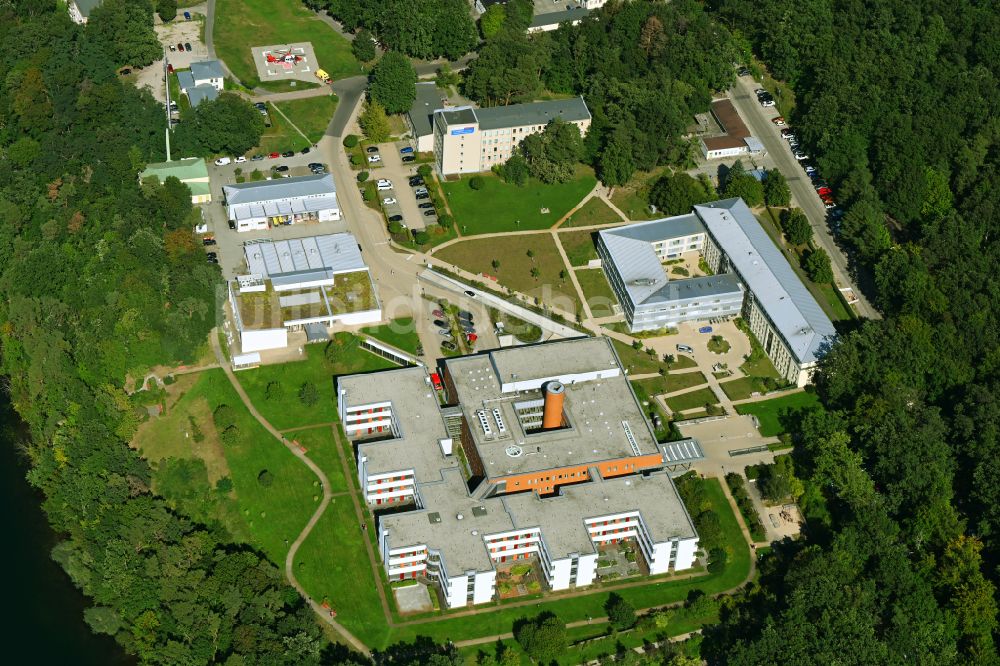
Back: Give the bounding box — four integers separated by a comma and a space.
223, 173, 340, 232
432, 98, 591, 176
338, 338, 701, 608
229, 233, 380, 352
599, 199, 836, 386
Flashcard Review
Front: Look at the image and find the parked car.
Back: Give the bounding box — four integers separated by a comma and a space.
184, 43, 192, 52
771, 116, 785, 126
676, 344, 694, 354
308, 162, 324, 170
368, 155, 382, 163
402, 156, 415, 163
432, 319, 448, 328
234, 156, 247, 164
254, 102, 266, 110
423, 210, 436, 217
228, 220, 236, 230
737, 67, 751, 77
437, 329, 453, 339
414, 187, 429, 196
177, 43, 184, 51
366, 146, 379, 154
310, 166, 326, 174
457, 310, 474, 320
462, 325, 476, 334
376, 179, 392, 191
415, 193, 429, 200
206, 256, 219, 264
780, 128, 794, 138
269, 152, 280, 159
760, 97, 775, 107
183, 11, 191, 20
418, 202, 435, 209
205, 252, 217, 259
281, 150, 294, 158
388, 214, 403, 222
441, 341, 457, 352
169, 45, 176, 52
274, 165, 289, 172
464, 290, 476, 298
214, 157, 231, 166
824, 200, 837, 209
794, 151, 809, 161
382, 197, 397, 205
816, 186, 832, 197
432, 309, 445, 318
804, 165, 817, 175
203, 238, 217, 246
408, 177, 424, 187
167, 64, 175, 74
400, 146, 414, 154
251, 154, 265, 161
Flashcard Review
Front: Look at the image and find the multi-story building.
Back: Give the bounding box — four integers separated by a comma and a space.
222, 173, 340, 232
598, 198, 837, 386
337, 338, 701, 608
432, 98, 591, 176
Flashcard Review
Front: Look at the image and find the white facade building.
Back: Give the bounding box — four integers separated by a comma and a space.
223, 173, 340, 232
433, 98, 591, 176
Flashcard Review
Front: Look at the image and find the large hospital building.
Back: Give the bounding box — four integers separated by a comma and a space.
432, 98, 591, 176
336, 338, 702, 608
598, 198, 836, 387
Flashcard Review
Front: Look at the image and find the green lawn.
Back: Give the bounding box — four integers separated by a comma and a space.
629, 380, 673, 442
633, 372, 708, 397
559, 229, 599, 267
666, 387, 721, 413
612, 338, 664, 375
294, 498, 391, 648
257, 107, 311, 154
273, 95, 338, 144
236, 334, 396, 431
136, 370, 317, 564
575, 269, 618, 318
719, 377, 759, 401
441, 168, 596, 235
736, 391, 821, 436
214, 0, 360, 88
435, 234, 579, 313
359, 317, 421, 356
669, 355, 699, 370
816, 282, 854, 321
289, 426, 348, 493
560, 197, 623, 228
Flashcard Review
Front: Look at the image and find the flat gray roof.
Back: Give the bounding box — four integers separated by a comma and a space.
224, 173, 336, 206
191, 60, 224, 82
695, 199, 836, 364
187, 84, 219, 107
244, 233, 365, 279
503, 472, 697, 559
529, 7, 590, 28
339, 367, 459, 484
600, 217, 742, 308
475, 97, 591, 131
177, 71, 195, 91
381, 469, 513, 574
409, 82, 443, 139
434, 106, 477, 130
444, 338, 661, 477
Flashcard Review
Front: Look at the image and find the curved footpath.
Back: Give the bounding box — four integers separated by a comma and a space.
209, 332, 372, 656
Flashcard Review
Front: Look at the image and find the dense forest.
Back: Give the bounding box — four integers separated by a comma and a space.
461, 0, 742, 186
0, 1, 348, 662
696, 0, 1000, 662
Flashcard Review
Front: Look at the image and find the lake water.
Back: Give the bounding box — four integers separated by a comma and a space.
0, 395, 131, 664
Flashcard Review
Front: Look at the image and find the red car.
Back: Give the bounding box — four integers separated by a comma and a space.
816, 186, 832, 197
269, 152, 280, 159
429, 373, 443, 391
432, 309, 445, 318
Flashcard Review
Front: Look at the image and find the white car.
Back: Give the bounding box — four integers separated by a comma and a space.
367, 155, 382, 163
794, 151, 809, 161
235, 156, 247, 164
214, 157, 231, 166
376, 179, 392, 191
382, 197, 397, 205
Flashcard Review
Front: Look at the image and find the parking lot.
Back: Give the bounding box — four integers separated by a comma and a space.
372, 143, 433, 231
199, 151, 345, 279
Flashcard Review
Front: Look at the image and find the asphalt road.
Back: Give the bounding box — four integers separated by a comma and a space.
729, 76, 880, 320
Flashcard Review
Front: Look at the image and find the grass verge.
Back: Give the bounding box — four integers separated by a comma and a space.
273, 94, 338, 144
560, 197, 623, 228
735, 391, 821, 436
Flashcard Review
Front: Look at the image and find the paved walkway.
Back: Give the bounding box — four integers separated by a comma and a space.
208, 331, 371, 656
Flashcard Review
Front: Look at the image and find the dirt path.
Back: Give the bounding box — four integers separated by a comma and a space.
209, 331, 371, 656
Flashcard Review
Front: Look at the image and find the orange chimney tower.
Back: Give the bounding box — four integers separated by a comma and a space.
542, 381, 565, 429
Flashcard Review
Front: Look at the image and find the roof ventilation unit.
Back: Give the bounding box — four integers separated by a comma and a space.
477, 410, 493, 437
